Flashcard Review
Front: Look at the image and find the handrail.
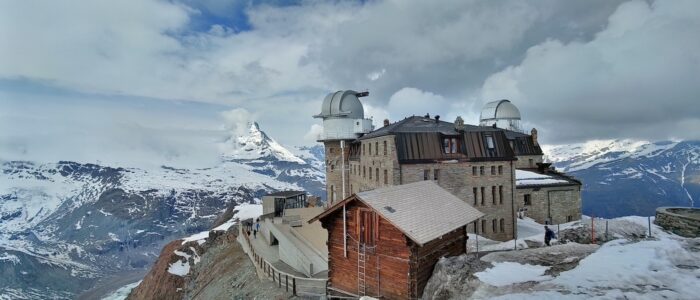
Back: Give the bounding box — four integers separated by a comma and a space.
238, 226, 327, 297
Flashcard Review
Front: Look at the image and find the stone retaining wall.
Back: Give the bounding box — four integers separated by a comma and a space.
654, 207, 700, 238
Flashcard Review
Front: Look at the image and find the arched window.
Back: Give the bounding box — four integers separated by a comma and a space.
500, 218, 505, 233
492, 219, 497, 233
481, 220, 486, 233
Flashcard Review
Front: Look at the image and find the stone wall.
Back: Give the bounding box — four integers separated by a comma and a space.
400, 161, 516, 241
655, 207, 700, 237
324, 140, 351, 204
348, 135, 400, 194
515, 186, 581, 225
344, 135, 517, 241
515, 155, 543, 169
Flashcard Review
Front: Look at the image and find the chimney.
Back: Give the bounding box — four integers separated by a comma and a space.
454, 116, 465, 130
434, 115, 440, 123
531, 128, 539, 145
383, 119, 390, 127
424, 113, 430, 118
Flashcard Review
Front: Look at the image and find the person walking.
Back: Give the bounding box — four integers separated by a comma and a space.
544, 225, 556, 246
253, 219, 260, 239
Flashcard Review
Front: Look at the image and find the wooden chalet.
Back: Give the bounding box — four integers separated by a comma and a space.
309, 181, 483, 299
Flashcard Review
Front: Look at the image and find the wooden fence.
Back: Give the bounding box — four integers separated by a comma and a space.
240, 227, 327, 297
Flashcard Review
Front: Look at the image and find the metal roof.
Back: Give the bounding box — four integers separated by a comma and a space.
480, 99, 521, 121
356, 181, 484, 245
313, 90, 364, 119
311, 181, 483, 246
266, 191, 306, 198
515, 169, 581, 188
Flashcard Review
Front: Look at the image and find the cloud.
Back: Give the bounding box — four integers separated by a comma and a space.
221, 108, 256, 137
479, 0, 700, 143
303, 124, 323, 143
2, 0, 697, 167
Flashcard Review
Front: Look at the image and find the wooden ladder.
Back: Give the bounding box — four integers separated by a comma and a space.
358, 244, 366, 296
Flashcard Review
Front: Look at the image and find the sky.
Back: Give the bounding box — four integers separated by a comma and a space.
1, 0, 699, 167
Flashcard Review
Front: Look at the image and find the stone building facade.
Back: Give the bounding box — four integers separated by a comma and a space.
340, 116, 520, 241
514, 168, 582, 225
315, 91, 583, 242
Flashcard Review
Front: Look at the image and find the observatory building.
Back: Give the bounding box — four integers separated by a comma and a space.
479, 99, 522, 132
313, 90, 374, 202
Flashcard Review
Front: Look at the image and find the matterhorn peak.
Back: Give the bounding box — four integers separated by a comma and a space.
222, 121, 305, 164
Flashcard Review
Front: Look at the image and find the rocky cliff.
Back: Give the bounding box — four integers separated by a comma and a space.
128, 226, 292, 300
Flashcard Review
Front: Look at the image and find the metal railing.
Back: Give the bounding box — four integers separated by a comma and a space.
239, 226, 327, 297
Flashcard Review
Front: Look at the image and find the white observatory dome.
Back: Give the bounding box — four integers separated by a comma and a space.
317, 90, 364, 119
479, 99, 522, 131
314, 90, 373, 141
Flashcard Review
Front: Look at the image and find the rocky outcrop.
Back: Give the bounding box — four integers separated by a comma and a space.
127, 227, 293, 300
127, 240, 187, 300
422, 243, 599, 300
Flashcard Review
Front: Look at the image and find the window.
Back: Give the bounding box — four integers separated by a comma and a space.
434, 169, 440, 181
524, 194, 531, 206
529, 159, 534, 167
331, 164, 334, 171
369, 167, 372, 180
481, 219, 486, 233
499, 186, 504, 204
383, 141, 387, 155
363, 166, 366, 178
362, 144, 365, 156
472, 166, 477, 176
329, 148, 334, 154
491, 166, 496, 175
368, 143, 371, 155
492, 186, 496, 204
350, 184, 353, 193
358, 209, 377, 246
331, 185, 335, 202
423, 170, 429, 181
376, 168, 379, 183
443, 138, 459, 154
480, 166, 485, 175
375, 142, 378, 156
480, 187, 485, 205
567, 215, 573, 222
384, 169, 388, 185
498, 165, 503, 175
492, 219, 497, 233
473, 188, 478, 206
486, 135, 495, 149
500, 219, 505, 233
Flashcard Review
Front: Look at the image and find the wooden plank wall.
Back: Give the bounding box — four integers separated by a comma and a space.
324, 201, 412, 299
409, 227, 467, 298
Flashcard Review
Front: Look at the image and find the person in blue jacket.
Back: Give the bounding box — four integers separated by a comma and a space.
544, 226, 556, 246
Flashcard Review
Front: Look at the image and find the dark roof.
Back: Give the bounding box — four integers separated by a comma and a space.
357, 116, 516, 162
266, 191, 305, 197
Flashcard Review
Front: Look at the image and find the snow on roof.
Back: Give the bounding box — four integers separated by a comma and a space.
515, 169, 576, 187
355, 181, 484, 246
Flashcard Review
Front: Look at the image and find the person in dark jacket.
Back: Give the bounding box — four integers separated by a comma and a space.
544, 226, 556, 246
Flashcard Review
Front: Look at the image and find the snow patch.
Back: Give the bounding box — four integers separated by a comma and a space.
475, 262, 551, 286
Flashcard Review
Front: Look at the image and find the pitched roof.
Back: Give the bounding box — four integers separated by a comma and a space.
310, 181, 484, 246
515, 169, 581, 188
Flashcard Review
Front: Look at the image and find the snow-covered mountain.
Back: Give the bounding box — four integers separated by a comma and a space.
0, 122, 325, 299
544, 140, 700, 218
